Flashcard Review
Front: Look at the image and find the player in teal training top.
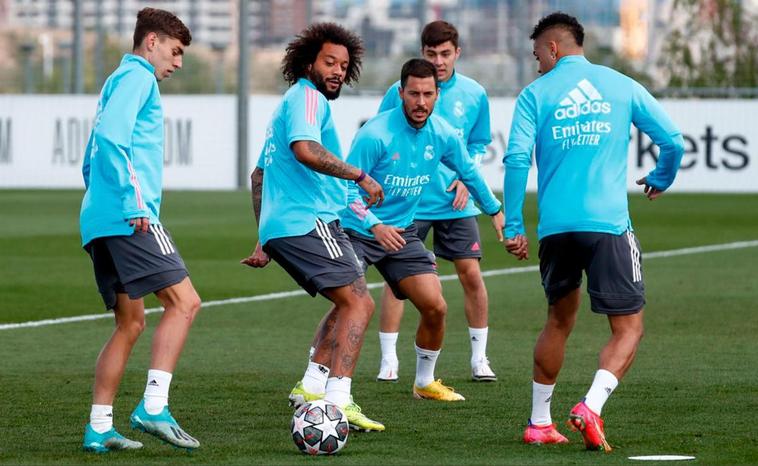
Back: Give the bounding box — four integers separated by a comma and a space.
375, 21, 498, 383
254, 76, 348, 246
340, 58, 504, 402
79, 8, 201, 453
503, 12, 685, 450
241, 23, 386, 433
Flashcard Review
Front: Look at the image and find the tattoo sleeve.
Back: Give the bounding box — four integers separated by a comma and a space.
250, 167, 264, 226
300, 141, 358, 180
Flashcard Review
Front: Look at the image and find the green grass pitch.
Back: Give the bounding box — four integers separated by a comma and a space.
0, 190, 757, 464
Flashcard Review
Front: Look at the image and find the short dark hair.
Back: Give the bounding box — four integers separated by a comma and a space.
400, 58, 438, 88
530, 12, 584, 46
421, 20, 459, 48
133, 8, 191, 50
281, 22, 364, 86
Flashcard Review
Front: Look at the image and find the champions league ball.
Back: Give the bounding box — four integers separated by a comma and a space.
291, 400, 349, 455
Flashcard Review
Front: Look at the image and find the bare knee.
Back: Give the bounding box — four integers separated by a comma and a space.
546, 311, 576, 333
365, 294, 375, 314
190, 293, 202, 312
610, 312, 645, 343
423, 298, 447, 322
458, 268, 485, 293
631, 320, 644, 340
186, 294, 202, 321
357, 294, 375, 321
167, 292, 201, 323
620, 320, 644, 343
333, 290, 375, 326
117, 317, 145, 340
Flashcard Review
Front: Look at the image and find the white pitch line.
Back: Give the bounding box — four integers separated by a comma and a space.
1, 239, 756, 332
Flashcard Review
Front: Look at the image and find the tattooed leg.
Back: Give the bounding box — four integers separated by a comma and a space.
311, 306, 338, 366
322, 278, 374, 377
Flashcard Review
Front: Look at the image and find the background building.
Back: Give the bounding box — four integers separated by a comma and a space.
1, 0, 756, 93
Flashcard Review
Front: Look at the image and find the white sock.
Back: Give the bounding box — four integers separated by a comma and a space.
414, 344, 440, 388
379, 332, 399, 366
583, 369, 619, 415
324, 376, 351, 407
468, 327, 488, 365
308, 346, 315, 361
530, 381, 555, 426
144, 369, 172, 415
89, 404, 113, 433
302, 361, 329, 394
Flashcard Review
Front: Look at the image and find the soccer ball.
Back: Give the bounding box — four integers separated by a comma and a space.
291, 399, 349, 455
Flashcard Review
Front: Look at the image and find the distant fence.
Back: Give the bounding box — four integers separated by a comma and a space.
655, 88, 758, 98
0, 95, 755, 192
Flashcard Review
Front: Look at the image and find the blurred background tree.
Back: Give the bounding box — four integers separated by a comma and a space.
660, 0, 758, 89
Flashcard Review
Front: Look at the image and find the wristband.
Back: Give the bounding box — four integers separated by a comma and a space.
355, 170, 367, 183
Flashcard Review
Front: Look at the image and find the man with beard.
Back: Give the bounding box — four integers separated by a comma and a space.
241, 23, 386, 432
340, 59, 504, 402
375, 20, 498, 383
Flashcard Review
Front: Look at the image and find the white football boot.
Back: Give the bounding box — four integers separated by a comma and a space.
376, 359, 399, 382
471, 357, 497, 382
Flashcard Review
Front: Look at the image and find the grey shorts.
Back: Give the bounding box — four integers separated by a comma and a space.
262, 219, 364, 298
345, 224, 437, 300
85, 225, 188, 310
415, 216, 482, 261
538, 231, 645, 315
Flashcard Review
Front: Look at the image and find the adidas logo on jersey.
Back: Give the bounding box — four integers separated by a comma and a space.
554, 79, 611, 120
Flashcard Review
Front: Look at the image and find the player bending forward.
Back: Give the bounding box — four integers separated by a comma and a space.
376, 20, 498, 383
340, 58, 503, 402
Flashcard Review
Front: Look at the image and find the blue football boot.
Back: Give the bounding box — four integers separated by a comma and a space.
130, 400, 200, 450
83, 423, 143, 453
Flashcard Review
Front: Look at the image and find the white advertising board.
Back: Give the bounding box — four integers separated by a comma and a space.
0, 95, 755, 192
0, 95, 236, 190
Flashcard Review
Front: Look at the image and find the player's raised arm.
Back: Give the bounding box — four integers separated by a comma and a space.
291, 140, 384, 207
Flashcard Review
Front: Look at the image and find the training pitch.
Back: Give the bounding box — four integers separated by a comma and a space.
0, 190, 756, 465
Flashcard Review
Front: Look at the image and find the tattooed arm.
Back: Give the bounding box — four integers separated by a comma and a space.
250, 166, 264, 226
291, 141, 385, 207
292, 140, 359, 179
241, 167, 270, 268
